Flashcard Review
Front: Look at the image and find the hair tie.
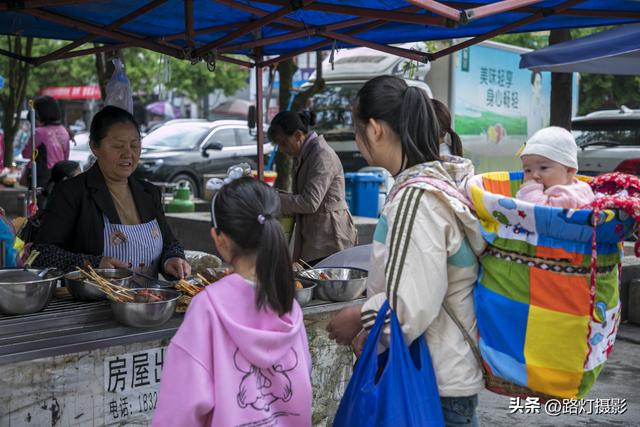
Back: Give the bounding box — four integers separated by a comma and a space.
257, 214, 271, 225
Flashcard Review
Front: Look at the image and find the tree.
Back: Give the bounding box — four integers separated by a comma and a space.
549, 29, 573, 129
0, 36, 33, 166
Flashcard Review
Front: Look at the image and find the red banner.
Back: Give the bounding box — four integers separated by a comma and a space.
40, 85, 101, 100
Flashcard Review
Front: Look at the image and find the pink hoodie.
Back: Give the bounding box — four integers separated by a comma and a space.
153, 274, 312, 427
516, 179, 595, 209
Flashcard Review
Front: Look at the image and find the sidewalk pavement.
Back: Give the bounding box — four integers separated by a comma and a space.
478, 322, 640, 426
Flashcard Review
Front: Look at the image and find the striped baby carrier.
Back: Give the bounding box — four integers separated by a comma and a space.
467, 171, 634, 399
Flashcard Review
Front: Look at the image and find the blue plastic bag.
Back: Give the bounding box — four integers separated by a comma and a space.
334, 301, 445, 427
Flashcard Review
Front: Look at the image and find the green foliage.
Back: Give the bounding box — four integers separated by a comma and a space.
2, 40, 248, 103
493, 32, 548, 50
28, 39, 97, 96
454, 111, 527, 135
168, 56, 248, 101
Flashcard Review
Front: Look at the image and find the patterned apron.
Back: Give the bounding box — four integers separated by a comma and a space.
102, 215, 164, 278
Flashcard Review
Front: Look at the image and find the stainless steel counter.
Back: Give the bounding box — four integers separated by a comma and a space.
0, 295, 363, 365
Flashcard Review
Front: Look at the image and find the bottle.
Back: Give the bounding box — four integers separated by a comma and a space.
166, 182, 195, 213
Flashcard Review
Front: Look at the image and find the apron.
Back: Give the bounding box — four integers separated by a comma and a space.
102, 215, 164, 278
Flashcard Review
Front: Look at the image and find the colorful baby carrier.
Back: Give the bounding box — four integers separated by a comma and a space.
468, 171, 635, 399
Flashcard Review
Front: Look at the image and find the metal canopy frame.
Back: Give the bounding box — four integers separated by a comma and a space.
2, 0, 640, 179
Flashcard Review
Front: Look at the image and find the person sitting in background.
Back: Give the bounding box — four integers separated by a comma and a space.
516, 126, 595, 209
43, 160, 82, 200
20, 96, 71, 189
432, 99, 464, 157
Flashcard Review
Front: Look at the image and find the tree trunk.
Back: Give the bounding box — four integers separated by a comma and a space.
549, 29, 573, 130
274, 59, 297, 191
0, 36, 33, 167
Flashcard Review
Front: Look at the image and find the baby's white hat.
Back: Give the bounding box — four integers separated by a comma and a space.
520, 126, 578, 169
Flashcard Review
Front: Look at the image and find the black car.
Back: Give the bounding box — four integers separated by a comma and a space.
134, 120, 273, 197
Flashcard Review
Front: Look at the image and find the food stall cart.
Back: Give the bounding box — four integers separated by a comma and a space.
0, 292, 361, 426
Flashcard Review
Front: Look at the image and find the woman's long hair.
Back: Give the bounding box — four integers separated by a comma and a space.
353, 75, 441, 172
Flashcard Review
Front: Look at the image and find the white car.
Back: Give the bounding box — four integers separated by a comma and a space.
575, 107, 640, 176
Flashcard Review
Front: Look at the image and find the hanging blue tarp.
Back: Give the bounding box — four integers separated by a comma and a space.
520, 22, 640, 75
1, 1, 640, 58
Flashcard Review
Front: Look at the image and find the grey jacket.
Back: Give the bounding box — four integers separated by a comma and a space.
279, 133, 357, 262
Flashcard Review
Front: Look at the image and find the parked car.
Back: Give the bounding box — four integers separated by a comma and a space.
575, 107, 640, 176
68, 132, 96, 171
134, 120, 273, 197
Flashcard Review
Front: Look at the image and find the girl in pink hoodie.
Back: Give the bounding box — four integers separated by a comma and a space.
153, 178, 312, 427
516, 126, 595, 209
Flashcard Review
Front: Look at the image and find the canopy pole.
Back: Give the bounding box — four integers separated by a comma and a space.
461, 0, 544, 23
256, 48, 265, 181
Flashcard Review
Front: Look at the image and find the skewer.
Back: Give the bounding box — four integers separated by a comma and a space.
75, 266, 135, 302
298, 259, 314, 270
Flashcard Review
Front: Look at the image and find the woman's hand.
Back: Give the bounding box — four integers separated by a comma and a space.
353, 330, 369, 358
326, 305, 364, 345
164, 257, 191, 280
99, 256, 129, 269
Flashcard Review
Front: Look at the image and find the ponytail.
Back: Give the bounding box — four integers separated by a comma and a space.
212, 177, 294, 316
354, 76, 441, 171
255, 217, 294, 315
400, 86, 440, 166
448, 130, 464, 157
431, 98, 464, 157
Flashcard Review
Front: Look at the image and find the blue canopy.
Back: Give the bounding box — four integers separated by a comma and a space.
520, 22, 640, 74
2, 1, 640, 64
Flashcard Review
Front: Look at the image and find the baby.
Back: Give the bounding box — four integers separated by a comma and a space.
516, 126, 595, 209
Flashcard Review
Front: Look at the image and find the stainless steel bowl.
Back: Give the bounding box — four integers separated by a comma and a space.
294, 280, 316, 307
63, 269, 132, 301
0, 268, 62, 315
110, 288, 180, 328
297, 268, 367, 302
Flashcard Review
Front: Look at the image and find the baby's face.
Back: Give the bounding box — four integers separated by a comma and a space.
522, 154, 575, 189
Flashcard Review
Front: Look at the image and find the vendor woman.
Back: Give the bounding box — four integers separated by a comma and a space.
33, 106, 191, 279
268, 110, 357, 264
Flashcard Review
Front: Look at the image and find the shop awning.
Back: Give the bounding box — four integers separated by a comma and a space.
519, 22, 640, 74
40, 85, 102, 100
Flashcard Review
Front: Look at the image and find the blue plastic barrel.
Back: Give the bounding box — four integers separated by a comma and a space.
348, 172, 384, 218
344, 172, 356, 213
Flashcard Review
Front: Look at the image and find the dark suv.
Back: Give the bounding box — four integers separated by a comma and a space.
134, 120, 273, 197
575, 107, 640, 176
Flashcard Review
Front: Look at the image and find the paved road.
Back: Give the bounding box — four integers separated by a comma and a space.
478, 323, 640, 426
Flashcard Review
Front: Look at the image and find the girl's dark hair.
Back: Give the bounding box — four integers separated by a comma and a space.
353, 75, 440, 171
34, 96, 61, 125
212, 177, 294, 316
50, 160, 80, 183
90, 105, 140, 147
44, 160, 80, 197
267, 110, 316, 141
431, 99, 463, 157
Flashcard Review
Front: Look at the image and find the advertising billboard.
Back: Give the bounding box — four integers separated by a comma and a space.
453, 43, 551, 172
